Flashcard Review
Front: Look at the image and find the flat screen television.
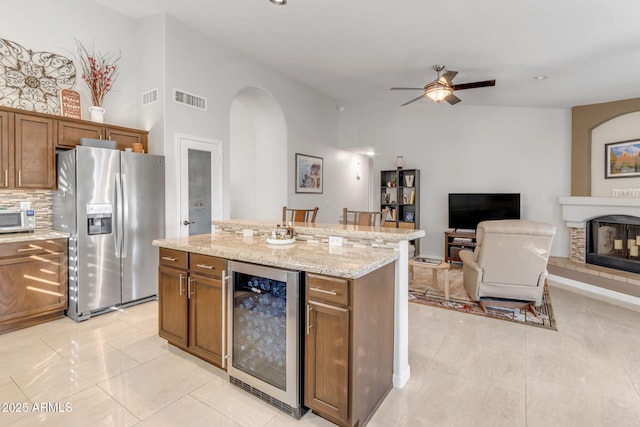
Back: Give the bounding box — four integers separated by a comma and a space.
448, 193, 521, 230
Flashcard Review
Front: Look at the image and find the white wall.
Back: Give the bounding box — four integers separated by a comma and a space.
135, 14, 166, 155
5, 2, 568, 250
161, 16, 368, 236
338, 102, 572, 258
3, 0, 141, 128
591, 112, 640, 196
1, 4, 370, 239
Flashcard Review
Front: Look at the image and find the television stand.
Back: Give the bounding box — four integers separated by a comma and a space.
444, 230, 477, 266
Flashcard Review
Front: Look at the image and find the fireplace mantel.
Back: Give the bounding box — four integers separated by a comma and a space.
559, 196, 640, 228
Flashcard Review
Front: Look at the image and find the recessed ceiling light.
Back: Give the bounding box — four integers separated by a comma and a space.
533, 75, 548, 80
270, 0, 287, 5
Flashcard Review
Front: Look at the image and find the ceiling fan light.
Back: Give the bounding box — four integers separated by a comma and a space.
269, 0, 287, 5
425, 84, 452, 102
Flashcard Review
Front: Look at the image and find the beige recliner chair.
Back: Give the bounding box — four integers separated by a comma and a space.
459, 220, 556, 310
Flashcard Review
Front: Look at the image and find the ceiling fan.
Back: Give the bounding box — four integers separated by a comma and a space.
391, 65, 496, 106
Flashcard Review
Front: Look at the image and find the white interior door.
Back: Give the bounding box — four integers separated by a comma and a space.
178, 135, 222, 237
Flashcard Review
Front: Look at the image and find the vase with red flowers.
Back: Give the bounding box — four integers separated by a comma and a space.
75, 40, 120, 122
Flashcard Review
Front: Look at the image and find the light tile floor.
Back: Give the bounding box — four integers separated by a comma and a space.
1, 285, 640, 426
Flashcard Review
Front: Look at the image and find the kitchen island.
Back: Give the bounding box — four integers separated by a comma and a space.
152, 221, 424, 426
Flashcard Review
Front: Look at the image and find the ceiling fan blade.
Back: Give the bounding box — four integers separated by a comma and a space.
452, 80, 496, 91
400, 94, 426, 106
445, 94, 461, 105
441, 70, 458, 82
391, 87, 424, 90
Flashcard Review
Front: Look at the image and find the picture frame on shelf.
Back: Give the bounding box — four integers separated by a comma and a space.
295, 153, 323, 193
605, 139, 640, 179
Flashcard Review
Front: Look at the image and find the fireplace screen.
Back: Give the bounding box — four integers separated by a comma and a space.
587, 215, 640, 273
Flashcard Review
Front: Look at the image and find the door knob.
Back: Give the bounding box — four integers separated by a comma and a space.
182, 220, 194, 226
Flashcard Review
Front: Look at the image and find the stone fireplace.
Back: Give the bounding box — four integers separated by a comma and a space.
586, 215, 640, 274
559, 197, 640, 271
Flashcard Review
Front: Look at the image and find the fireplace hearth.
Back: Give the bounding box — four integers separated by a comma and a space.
586, 215, 640, 274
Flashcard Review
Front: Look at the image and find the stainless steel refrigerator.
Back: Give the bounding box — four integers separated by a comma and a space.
53, 145, 165, 321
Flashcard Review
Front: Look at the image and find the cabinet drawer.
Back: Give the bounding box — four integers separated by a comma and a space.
159, 248, 187, 269
189, 254, 225, 277
306, 273, 349, 306
0, 238, 67, 259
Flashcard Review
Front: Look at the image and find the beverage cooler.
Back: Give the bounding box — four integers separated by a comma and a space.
226, 261, 306, 418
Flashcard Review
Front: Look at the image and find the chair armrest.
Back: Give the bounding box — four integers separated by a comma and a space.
459, 249, 482, 301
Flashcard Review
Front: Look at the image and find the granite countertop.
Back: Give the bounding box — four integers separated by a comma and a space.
0, 230, 70, 244
153, 231, 399, 279
213, 219, 425, 241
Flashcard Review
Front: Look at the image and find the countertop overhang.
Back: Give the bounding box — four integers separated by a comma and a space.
152, 232, 400, 279
0, 230, 70, 244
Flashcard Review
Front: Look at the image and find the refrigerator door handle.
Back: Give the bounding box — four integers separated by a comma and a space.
121, 173, 129, 259
114, 173, 123, 258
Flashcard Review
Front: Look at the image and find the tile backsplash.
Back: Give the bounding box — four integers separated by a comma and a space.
0, 189, 53, 230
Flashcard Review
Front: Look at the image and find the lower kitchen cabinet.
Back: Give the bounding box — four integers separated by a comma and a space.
304, 262, 395, 427
158, 248, 227, 368
0, 238, 68, 333
188, 272, 225, 365
158, 264, 188, 347
305, 296, 350, 422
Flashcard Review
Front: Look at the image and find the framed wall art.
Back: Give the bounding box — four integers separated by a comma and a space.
605, 139, 640, 179
295, 153, 323, 193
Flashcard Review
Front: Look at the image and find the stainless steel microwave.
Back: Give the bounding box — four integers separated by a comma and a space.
0, 209, 36, 234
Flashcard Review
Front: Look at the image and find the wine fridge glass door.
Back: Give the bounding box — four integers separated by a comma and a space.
226, 261, 302, 413
232, 270, 288, 390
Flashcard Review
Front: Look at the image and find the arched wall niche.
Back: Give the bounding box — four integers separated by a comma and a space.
571, 97, 640, 196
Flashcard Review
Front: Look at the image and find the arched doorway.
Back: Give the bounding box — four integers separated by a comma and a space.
230, 88, 287, 220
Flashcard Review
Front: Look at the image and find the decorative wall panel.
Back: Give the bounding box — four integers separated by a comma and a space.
0, 37, 76, 114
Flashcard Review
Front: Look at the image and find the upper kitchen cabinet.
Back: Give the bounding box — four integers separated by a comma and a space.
0, 111, 9, 188
57, 119, 148, 152
104, 127, 147, 151
11, 113, 55, 189
0, 105, 149, 189
56, 120, 102, 147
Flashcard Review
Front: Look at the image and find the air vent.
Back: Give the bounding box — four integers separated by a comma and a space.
173, 88, 207, 111
141, 88, 158, 106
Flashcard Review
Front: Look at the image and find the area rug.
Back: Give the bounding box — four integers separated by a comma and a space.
409, 266, 557, 330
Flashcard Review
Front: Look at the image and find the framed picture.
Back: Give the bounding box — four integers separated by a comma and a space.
295, 153, 323, 193
606, 139, 640, 179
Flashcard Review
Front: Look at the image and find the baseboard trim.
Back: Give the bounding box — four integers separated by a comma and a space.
547, 274, 640, 312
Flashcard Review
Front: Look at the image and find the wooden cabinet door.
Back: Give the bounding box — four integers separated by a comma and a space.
158, 266, 189, 347
105, 127, 147, 151
188, 274, 225, 367
0, 253, 67, 324
0, 111, 10, 188
57, 120, 103, 148
13, 114, 55, 188
305, 300, 350, 424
